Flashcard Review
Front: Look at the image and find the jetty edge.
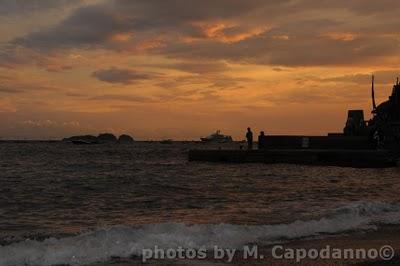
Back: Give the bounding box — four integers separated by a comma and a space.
188, 148, 398, 168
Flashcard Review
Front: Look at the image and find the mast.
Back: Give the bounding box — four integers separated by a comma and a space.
372, 75, 377, 111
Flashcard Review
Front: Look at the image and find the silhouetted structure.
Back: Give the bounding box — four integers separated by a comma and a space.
246, 128, 253, 150
342, 76, 400, 149
343, 110, 367, 136
258, 131, 267, 149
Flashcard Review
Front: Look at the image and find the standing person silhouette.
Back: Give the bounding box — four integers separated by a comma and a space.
246, 127, 253, 150
258, 131, 266, 150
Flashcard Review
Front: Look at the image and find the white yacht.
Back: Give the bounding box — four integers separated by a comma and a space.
200, 130, 233, 143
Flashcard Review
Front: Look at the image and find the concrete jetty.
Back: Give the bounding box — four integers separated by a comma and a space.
188, 149, 398, 168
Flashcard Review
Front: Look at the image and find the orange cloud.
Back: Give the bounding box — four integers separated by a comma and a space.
109, 32, 134, 42
322, 32, 359, 41
135, 38, 166, 51
184, 22, 270, 43
272, 35, 290, 41
0, 99, 17, 113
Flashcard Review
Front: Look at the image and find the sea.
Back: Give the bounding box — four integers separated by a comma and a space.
0, 141, 399, 265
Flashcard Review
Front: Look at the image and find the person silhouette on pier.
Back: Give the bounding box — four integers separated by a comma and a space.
258, 131, 266, 150
246, 127, 253, 150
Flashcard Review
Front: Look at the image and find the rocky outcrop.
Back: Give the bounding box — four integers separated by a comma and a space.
62, 135, 98, 144
97, 133, 118, 143
63, 133, 118, 144
118, 134, 134, 144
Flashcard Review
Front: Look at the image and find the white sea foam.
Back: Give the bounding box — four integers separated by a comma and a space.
1, 201, 400, 266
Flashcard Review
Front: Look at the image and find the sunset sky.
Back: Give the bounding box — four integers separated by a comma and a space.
1, 0, 400, 140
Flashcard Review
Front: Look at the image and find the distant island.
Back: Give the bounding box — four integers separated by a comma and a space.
63, 133, 134, 144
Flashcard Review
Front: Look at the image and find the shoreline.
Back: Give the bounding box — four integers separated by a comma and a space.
93, 225, 400, 266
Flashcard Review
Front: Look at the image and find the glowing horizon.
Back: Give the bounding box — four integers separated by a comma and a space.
1, 0, 400, 140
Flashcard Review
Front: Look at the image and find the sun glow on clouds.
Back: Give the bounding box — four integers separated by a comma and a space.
322, 32, 359, 41
184, 22, 270, 43
272, 35, 290, 41
110, 32, 133, 42
1, 0, 400, 139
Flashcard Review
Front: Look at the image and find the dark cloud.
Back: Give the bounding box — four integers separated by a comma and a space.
302, 0, 400, 15
5, 0, 400, 67
0, 86, 24, 94
14, 5, 131, 50
0, 46, 40, 68
92, 67, 160, 84
160, 21, 400, 67
13, 0, 266, 51
322, 70, 400, 85
114, 0, 266, 26
0, 0, 80, 15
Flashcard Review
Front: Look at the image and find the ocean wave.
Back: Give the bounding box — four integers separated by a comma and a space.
1, 201, 400, 266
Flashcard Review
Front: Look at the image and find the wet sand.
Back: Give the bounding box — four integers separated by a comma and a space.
95, 225, 400, 266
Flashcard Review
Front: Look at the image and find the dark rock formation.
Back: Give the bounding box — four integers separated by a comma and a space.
118, 134, 134, 144
62, 135, 98, 144
97, 133, 118, 143
63, 133, 121, 144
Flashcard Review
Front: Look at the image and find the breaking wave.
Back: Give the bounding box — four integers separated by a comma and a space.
1, 201, 400, 266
